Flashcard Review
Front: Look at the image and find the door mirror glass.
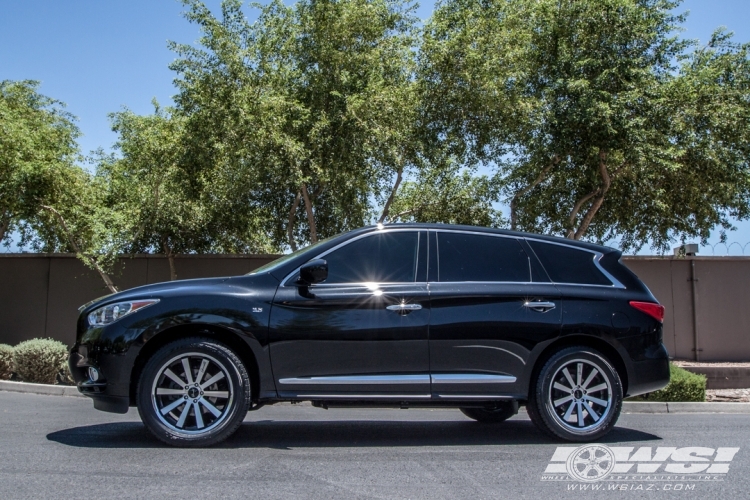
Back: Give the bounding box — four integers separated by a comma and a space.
298, 259, 328, 285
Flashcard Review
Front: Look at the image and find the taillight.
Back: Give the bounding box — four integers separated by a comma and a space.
629, 301, 665, 323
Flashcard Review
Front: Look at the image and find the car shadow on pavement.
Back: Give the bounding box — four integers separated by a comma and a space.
47, 419, 660, 449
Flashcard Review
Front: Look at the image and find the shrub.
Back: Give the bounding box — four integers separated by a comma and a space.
0, 344, 13, 380
634, 363, 706, 402
13, 338, 68, 385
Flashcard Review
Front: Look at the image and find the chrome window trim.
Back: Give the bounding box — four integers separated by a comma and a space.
431, 374, 517, 384
279, 375, 429, 385
524, 237, 626, 289
280, 228, 423, 287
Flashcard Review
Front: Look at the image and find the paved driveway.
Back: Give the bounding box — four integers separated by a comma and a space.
0, 391, 748, 499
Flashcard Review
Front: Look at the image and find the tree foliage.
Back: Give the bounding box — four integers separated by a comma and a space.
170, 0, 424, 251
0, 80, 82, 249
422, 0, 750, 251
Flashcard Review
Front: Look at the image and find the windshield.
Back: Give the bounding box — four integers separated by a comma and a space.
246, 233, 341, 275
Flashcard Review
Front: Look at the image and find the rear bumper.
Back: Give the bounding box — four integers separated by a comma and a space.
627, 343, 670, 397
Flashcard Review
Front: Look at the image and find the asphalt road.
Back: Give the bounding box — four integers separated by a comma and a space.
0, 391, 748, 499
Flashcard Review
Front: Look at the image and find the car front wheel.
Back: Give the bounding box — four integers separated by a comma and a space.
527, 346, 622, 441
137, 337, 251, 447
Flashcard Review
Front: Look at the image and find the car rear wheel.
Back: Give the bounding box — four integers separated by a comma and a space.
460, 401, 518, 423
137, 337, 251, 447
527, 346, 622, 441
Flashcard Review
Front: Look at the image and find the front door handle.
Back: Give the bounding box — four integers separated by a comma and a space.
386, 303, 423, 315
523, 301, 556, 312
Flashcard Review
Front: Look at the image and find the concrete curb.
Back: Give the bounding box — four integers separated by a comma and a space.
0, 380, 83, 398
623, 401, 750, 414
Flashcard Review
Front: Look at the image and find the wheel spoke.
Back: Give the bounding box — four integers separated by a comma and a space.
583, 401, 600, 421
182, 358, 194, 385
585, 395, 608, 407
200, 371, 225, 389
156, 388, 185, 396
577, 401, 584, 426
563, 400, 576, 421
553, 394, 574, 407
163, 368, 185, 387
175, 401, 191, 428
199, 398, 222, 417
587, 383, 608, 393
202, 391, 229, 399
553, 382, 572, 392
582, 368, 598, 389
160, 398, 185, 415
195, 359, 209, 385
194, 402, 205, 429
576, 363, 583, 387
562, 367, 576, 389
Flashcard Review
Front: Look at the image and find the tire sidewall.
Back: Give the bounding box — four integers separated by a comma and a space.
534, 347, 622, 441
137, 338, 250, 447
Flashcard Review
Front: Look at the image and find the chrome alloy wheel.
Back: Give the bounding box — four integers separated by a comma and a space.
548, 358, 612, 433
151, 352, 235, 435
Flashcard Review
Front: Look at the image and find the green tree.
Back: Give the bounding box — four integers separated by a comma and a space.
170, 0, 423, 250
388, 162, 503, 227
0, 80, 82, 248
422, 0, 750, 251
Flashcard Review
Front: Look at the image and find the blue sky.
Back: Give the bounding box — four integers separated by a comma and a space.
2, 0, 749, 254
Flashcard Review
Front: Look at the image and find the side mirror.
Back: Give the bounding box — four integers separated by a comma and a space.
298, 259, 328, 285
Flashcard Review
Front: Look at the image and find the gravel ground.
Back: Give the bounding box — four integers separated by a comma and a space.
706, 389, 750, 402
673, 360, 750, 367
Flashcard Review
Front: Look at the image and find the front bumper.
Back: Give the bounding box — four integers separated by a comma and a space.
69, 342, 135, 414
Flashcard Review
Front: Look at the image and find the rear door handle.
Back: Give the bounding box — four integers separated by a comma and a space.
523, 301, 556, 312
386, 303, 422, 315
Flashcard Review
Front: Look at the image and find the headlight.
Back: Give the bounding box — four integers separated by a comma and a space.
88, 299, 159, 326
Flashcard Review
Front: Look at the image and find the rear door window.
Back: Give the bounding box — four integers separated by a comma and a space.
527, 241, 612, 286
436, 232, 530, 282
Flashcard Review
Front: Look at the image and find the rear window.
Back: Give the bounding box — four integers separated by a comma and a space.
527, 241, 612, 286
437, 233, 530, 282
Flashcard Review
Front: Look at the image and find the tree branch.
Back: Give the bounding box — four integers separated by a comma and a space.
510, 155, 558, 230
0, 212, 10, 243
379, 166, 404, 224
287, 190, 302, 252
40, 205, 119, 293
300, 183, 317, 243
572, 150, 612, 240
162, 237, 177, 281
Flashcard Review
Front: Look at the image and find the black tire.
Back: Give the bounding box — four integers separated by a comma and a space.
136, 337, 251, 447
460, 401, 518, 423
527, 346, 622, 441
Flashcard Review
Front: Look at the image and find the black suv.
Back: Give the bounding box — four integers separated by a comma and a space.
69, 224, 669, 447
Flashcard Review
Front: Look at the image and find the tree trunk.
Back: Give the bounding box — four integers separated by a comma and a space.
287, 190, 302, 251
300, 183, 318, 243
40, 205, 119, 293
162, 238, 177, 281
510, 156, 558, 230
379, 166, 404, 224
568, 150, 612, 240
0, 212, 9, 243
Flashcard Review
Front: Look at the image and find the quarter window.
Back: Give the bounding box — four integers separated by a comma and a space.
322, 231, 420, 283
437, 233, 530, 282
527, 241, 612, 286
